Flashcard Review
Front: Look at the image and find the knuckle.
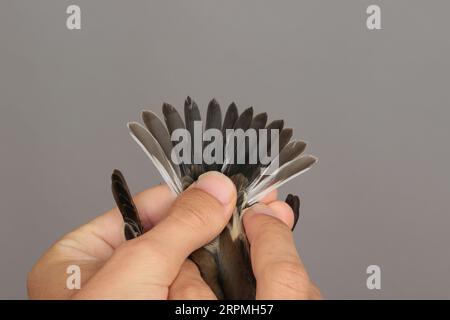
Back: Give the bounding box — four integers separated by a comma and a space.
170, 190, 222, 231
116, 237, 168, 263
114, 237, 177, 281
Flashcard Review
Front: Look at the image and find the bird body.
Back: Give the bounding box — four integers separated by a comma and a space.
111, 97, 315, 299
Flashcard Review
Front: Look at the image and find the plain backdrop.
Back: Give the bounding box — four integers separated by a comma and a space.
1, 1, 449, 299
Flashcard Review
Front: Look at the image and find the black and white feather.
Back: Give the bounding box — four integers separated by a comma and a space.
111, 97, 317, 299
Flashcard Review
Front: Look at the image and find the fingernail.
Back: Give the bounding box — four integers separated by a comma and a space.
194, 171, 235, 205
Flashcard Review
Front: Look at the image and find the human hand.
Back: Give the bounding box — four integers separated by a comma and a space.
27, 172, 321, 299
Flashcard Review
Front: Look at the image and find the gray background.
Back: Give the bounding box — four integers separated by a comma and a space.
1, 0, 449, 299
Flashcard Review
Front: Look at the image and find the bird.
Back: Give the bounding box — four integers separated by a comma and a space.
110, 97, 317, 299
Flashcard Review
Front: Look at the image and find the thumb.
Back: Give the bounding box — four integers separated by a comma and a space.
74, 171, 236, 299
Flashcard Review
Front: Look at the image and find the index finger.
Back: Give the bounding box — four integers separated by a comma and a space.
243, 203, 319, 299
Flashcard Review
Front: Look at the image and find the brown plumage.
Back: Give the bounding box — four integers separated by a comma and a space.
111, 97, 316, 299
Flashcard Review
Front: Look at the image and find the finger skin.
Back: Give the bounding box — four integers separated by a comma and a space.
27, 184, 176, 299
89, 184, 175, 250
28, 173, 300, 300
169, 260, 217, 300
72, 184, 175, 254
266, 200, 295, 229
243, 204, 322, 300
72, 172, 236, 299
260, 189, 278, 204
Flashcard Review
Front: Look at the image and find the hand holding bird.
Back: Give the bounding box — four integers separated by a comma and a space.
114, 97, 317, 299
28, 173, 320, 299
